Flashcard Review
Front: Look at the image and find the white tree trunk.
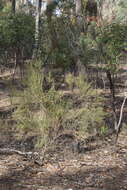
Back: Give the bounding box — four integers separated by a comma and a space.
75, 0, 82, 16
33, 0, 42, 58
75, 0, 84, 31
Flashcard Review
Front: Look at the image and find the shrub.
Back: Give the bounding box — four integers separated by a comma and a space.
0, 13, 35, 65
13, 62, 106, 147
13, 61, 69, 146
64, 73, 106, 137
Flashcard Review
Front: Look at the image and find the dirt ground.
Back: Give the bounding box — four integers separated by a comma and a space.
0, 68, 127, 190
0, 132, 126, 190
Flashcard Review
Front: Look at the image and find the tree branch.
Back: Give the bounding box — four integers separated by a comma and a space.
115, 96, 127, 143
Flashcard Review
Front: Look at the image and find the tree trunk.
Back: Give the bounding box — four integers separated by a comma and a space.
73, 0, 84, 76
75, 0, 82, 16
46, 0, 60, 51
12, 0, 15, 14
33, 0, 42, 59
75, 0, 83, 29
106, 70, 117, 131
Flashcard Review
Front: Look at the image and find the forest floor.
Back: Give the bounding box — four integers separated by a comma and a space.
0, 68, 127, 190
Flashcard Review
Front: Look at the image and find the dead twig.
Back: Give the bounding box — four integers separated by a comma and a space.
0, 148, 38, 156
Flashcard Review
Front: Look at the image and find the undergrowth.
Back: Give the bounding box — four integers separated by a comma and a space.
13, 61, 107, 147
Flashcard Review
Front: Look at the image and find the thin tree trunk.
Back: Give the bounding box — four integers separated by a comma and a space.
12, 0, 16, 14
46, 1, 59, 51
75, 0, 83, 30
73, 0, 84, 76
106, 70, 115, 101
75, 0, 82, 16
106, 70, 118, 132
33, 0, 42, 59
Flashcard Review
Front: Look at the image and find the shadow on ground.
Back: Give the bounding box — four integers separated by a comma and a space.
0, 157, 126, 190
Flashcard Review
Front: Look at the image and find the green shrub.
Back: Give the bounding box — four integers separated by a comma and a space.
13, 62, 106, 147
0, 13, 35, 65
96, 22, 127, 72
13, 61, 69, 146
65, 73, 106, 137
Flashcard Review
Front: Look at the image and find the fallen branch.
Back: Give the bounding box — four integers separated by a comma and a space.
0, 148, 38, 156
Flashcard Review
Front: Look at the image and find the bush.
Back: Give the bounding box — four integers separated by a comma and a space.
0, 13, 35, 65
65, 73, 106, 137
96, 22, 127, 72
13, 61, 69, 146
13, 62, 106, 147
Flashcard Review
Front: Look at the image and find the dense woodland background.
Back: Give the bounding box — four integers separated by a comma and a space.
0, 0, 127, 189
